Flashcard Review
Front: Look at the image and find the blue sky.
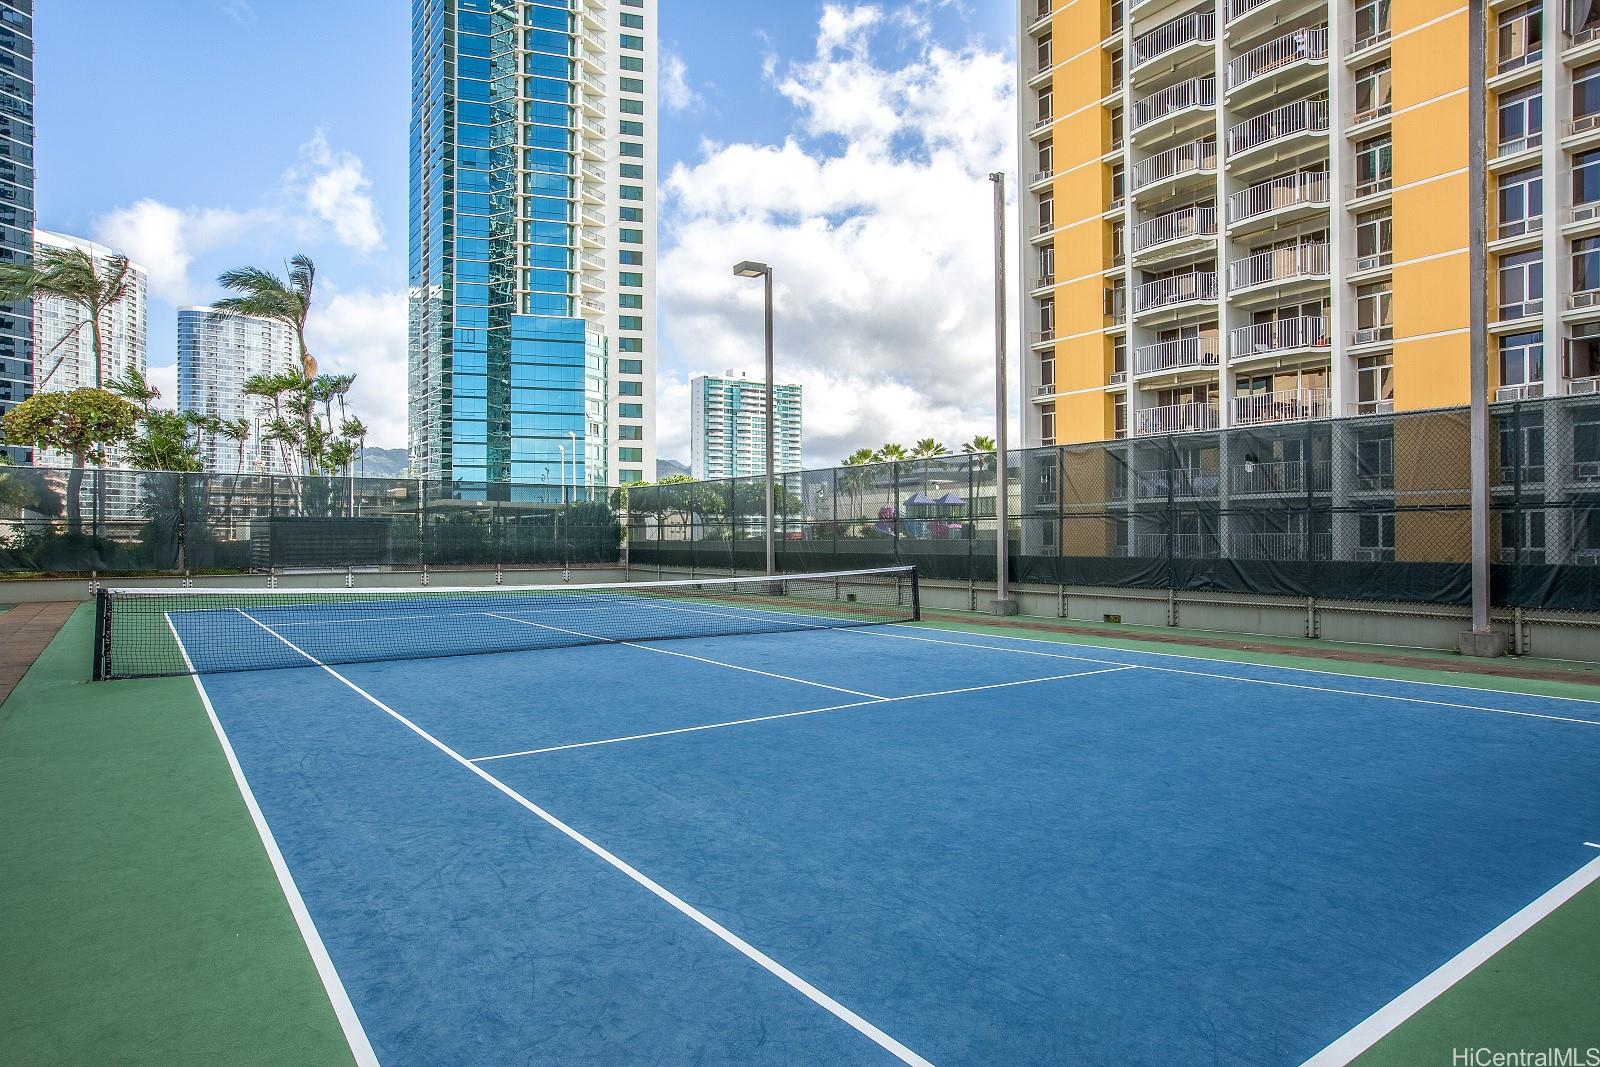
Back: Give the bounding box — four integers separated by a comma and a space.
37, 1, 1016, 463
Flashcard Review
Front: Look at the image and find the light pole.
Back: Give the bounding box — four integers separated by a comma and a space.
733, 260, 777, 576
988, 172, 1018, 615
556, 443, 567, 506
567, 429, 578, 503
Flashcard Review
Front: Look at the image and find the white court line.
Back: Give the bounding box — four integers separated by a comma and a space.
1302, 853, 1600, 1065
470, 667, 1137, 763
164, 615, 379, 1067
481, 611, 885, 699
1586, 842, 1600, 849
228, 608, 934, 1067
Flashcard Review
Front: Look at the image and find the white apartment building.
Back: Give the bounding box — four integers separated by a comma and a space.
690, 372, 803, 480
176, 307, 301, 475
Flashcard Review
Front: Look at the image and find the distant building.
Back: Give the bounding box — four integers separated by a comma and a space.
690, 372, 802, 480
30, 231, 149, 477
31, 230, 149, 394
0, 1, 33, 463
177, 308, 301, 475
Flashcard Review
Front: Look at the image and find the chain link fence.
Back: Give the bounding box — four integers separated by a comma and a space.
0, 469, 620, 576
629, 396, 1600, 612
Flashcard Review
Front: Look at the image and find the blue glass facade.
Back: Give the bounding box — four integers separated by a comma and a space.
409, 0, 608, 492
0, 1, 32, 464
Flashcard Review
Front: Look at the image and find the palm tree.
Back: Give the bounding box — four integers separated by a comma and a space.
910, 438, 948, 458
211, 255, 320, 379
0, 244, 134, 388
875, 443, 908, 462
961, 434, 996, 455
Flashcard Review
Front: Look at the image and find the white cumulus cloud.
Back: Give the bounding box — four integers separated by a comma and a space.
660, 48, 701, 113
290, 130, 386, 255
305, 288, 409, 450
659, 2, 1017, 465
93, 199, 263, 304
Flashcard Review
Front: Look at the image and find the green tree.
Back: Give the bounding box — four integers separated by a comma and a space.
0, 244, 134, 389
211, 255, 321, 379
874, 443, 908, 462
961, 434, 996, 455
910, 438, 948, 458
0, 389, 139, 533
124, 411, 204, 473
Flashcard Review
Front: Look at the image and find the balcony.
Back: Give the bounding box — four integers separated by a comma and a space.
1233, 387, 1330, 425
1134, 334, 1221, 376
1135, 401, 1219, 435
1228, 171, 1329, 228
1229, 316, 1330, 361
1496, 383, 1544, 401
580, 271, 605, 291
580, 250, 605, 272
1133, 270, 1218, 313
1131, 138, 1216, 194
1227, 25, 1328, 94
1230, 458, 1331, 495
1227, 98, 1329, 158
1131, 203, 1217, 257
580, 296, 606, 315
1224, 0, 1276, 24
1132, 77, 1216, 132
1131, 11, 1215, 72
581, 205, 606, 227
1227, 242, 1330, 292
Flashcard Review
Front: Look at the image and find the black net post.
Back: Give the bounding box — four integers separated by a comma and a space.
92, 587, 109, 681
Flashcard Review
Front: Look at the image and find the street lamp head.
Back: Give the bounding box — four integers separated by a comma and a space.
733, 260, 770, 279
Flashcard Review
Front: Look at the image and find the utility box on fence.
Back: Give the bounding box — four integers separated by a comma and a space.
251, 517, 393, 571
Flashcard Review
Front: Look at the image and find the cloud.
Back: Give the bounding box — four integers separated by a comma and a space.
93, 199, 263, 304
658, 2, 1017, 465
146, 362, 178, 409
304, 288, 408, 449
289, 130, 385, 254
660, 48, 701, 113
218, 0, 255, 25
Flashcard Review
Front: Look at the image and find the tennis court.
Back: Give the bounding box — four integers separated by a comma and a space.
93, 567, 1600, 1066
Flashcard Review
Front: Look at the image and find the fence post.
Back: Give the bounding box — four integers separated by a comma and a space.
892, 461, 901, 566
417, 477, 427, 573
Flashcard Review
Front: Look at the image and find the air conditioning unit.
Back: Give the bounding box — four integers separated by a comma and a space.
1572, 203, 1600, 225
1573, 290, 1600, 309
1575, 461, 1600, 481
1354, 253, 1389, 273
1037, 385, 1055, 396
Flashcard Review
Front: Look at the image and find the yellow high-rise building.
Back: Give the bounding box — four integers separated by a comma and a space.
1018, 0, 1600, 447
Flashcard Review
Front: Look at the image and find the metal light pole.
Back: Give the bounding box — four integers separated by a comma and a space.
1461, 0, 1503, 656
988, 172, 1018, 615
734, 260, 777, 576
567, 429, 578, 503
556, 443, 567, 506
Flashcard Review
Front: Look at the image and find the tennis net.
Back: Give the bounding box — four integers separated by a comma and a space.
94, 566, 920, 680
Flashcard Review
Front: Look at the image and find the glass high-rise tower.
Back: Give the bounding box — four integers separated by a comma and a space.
409, 0, 657, 497
0, 0, 32, 464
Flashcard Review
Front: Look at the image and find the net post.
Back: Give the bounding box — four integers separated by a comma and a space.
910, 566, 921, 622
92, 588, 109, 681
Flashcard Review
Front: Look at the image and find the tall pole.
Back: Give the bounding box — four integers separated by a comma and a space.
568, 429, 578, 503
1461, 0, 1502, 655
764, 269, 776, 577
989, 172, 1017, 615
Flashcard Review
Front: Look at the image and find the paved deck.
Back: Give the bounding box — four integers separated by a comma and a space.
0, 601, 76, 706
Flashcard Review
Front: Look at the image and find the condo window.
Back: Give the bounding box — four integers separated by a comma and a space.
1112, 334, 1126, 374
619, 425, 644, 441
1496, 85, 1541, 154
1353, 0, 1390, 47
1496, 3, 1541, 73
1574, 149, 1600, 207
1499, 331, 1544, 387
1358, 514, 1395, 559
1039, 354, 1055, 388
1037, 33, 1052, 72
1041, 411, 1056, 446
1352, 60, 1391, 123
1577, 63, 1600, 126
1038, 139, 1053, 175
621, 13, 644, 29
1355, 282, 1392, 335
1109, 106, 1123, 148
1356, 354, 1393, 414
1037, 86, 1053, 124
1110, 48, 1123, 91
1498, 167, 1542, 237
1110, 162, 1125, 204
1573, 235, 1600, 292
1353, 135, 1391, 196
1113, 393, 1128, 439
1498, 249, 1543, 317
1354, 208, 1391, 265
1570, 323, 1600, 381
1039, 194, 1055, 231
1110, 0, 1124, 34
1497, 413, 1545, 481
1039, 244, 1055, 280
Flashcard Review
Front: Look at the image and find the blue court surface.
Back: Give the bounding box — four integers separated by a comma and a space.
169, 601, 1600, 1066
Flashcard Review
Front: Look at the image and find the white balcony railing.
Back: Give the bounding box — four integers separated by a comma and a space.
1227, 25, 1328, 90
1225, 0, 1277, 23
1132, 203, 1217, 252
1135, 335, 1221, 375
1133, 76, 1216, 130
1228, 242, 1330, 289
1233, 387, 1330, 425
581, 205, 605, 226
1230, 316, 1330, 358
1132, 11, 1216, 69
1136, 401, 1220, 436
580, 250, 605, 272
1132, 138, 1217, 191
1228, 171, 1329, 223
1133, 270, 1218, 312
1231, 458, 1331, 495
1227, 98, 1329, 156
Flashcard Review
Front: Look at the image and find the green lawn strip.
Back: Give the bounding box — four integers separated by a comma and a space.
915, 616, 1600, 703
0, 605, 355, 1067
1353, 879, 1600, 1064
